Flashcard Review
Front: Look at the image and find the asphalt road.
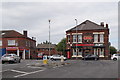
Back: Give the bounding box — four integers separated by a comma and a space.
0, 60, 119, 79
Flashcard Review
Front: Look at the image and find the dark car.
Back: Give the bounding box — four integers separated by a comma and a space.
82, 54, 99, 60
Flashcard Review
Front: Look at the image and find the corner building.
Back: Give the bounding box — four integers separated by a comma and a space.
66, 20, 110, 59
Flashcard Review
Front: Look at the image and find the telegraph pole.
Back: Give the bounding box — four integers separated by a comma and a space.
48, 20, 51, 61
75, 19, 78, 59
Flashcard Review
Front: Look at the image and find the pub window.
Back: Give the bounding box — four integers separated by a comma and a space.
0, 40, 2, 46
94, 34, 98, 42
100, 34, 104, 42
73, 49, 77, 55
67, 35, 70, 43
73, 35, 77, 43
100, 48, 104, 55
78, 34, 82, 43
8, 40, 15, 46
78, 48, 82, 55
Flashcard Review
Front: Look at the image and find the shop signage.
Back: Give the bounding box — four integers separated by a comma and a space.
83, 36, 93, 40
75, 44, 94, 46
6, 47, 18, 50
94, 44, 103, 46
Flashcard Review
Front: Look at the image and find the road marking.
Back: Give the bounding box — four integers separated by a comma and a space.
0, 69, 10, 73
11, 70, 27, 74
14, 69, 45, 78
53, 66, 57, 68
27, 66, 43, 69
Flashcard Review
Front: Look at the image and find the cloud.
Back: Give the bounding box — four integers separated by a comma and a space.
2, 2, 118, 49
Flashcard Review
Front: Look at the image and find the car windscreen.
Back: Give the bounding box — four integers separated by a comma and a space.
4, 55, 12, 57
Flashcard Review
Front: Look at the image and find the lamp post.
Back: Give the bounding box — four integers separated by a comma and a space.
48, 20, 51, 61
75, 19, 78, 59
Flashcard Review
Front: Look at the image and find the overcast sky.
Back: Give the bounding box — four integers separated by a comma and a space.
1, 2, 118, 49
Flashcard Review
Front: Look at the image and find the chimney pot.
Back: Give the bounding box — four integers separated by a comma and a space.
100, 22, 104, 27
23, 30, 27, 37
106, 24, 108, 28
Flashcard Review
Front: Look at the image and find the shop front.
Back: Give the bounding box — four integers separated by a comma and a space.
70, 43, 105, 59
6, 47, 30, 59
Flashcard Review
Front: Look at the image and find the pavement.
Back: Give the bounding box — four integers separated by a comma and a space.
0, 59, 119, 79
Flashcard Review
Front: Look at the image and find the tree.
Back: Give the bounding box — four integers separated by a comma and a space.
109, 46, 117, 55
41, 40, 52, 44
56, 38, 66, 56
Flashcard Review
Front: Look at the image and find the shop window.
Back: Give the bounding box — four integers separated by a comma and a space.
78, 48, 82, 55
73, 49, 77, 55
78, 34, 82, 43
67, 35, 70, 43
100, 48, 104, 55
94, 34, 98, 42
8, 40, 15, 46
0, 40, 2, 46
73, 35, 77, 43
100, 34, 104, 42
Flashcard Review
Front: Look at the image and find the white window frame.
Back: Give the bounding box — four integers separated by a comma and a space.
100, 48, 104, 56
67, 35, 70, 43
100, 34, 104, 42
8, 40, 16, 46
94, 34, 98, 42
78, 48, 82, 55
73, 35, 77, 43
0, 40, 2, 46
73, 48, 77, 56
78, 34, 82, 43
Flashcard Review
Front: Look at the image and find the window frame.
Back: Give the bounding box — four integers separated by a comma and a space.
8, 40, 16, 46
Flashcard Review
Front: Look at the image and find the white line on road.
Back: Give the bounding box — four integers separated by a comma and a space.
27, 66, 43, 69
0, 69, 10, 73
11, 70, 27, 74
14, 69, 45, 78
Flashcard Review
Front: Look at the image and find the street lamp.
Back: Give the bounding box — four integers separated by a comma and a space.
75, 19, 78, 59
48, 20, 51, 61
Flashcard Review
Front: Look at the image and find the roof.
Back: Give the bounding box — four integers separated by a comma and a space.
37, 44, 56, 48
0, 30, 24, 38
66, 20, 108, 32
0, 30, 36, 41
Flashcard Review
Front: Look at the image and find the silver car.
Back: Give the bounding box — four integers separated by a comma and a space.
1, 54, 21, 64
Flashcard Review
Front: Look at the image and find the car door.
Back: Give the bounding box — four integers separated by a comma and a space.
118, 54, 120, 60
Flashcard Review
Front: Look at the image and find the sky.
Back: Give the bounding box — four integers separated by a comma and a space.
1, 1, 119, 49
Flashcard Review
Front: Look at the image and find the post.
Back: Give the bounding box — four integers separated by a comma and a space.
29, 49, 30, 59
75, 19, 78, 59
23, 49, 25, 59
17, 49, 19, 56
48, 20, 51, 61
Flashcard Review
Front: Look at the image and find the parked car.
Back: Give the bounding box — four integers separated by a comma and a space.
1, 54, 21, 64
82, 54, 99, 60
49, 55, 67, 61
111, 54, 120, 61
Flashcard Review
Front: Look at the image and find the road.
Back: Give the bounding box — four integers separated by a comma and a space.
0, 60, 119, 79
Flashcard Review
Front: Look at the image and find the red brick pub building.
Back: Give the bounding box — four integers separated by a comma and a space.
0, 30, 36, 59
66, 20, 110, 59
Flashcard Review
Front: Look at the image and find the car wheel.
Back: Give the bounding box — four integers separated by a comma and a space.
113, 58, 117, 61
51, 58, 54, 61
2, 61, 5, 64
18, 60, 21, 63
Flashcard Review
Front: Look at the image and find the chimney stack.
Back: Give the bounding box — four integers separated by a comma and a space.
100, 22, 104, 27
106, 24, 108, 28
23, 30, 27, 37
